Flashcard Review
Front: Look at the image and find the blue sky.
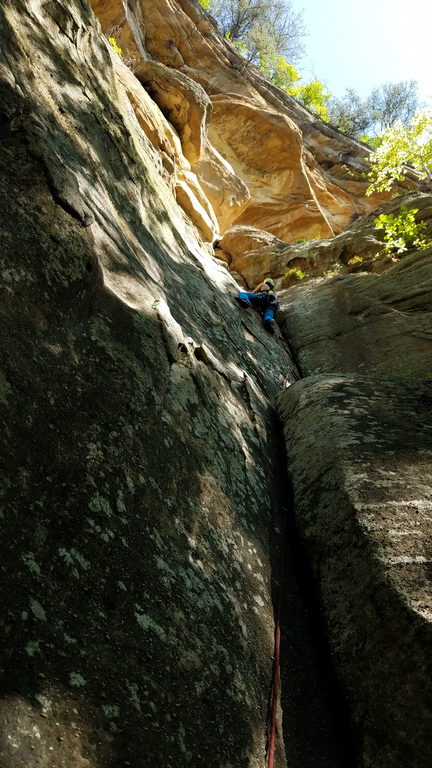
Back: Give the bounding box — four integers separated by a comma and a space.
300, 0, 431, 107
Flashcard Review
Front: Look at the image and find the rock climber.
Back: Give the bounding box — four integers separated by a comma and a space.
234, 277, 279, 334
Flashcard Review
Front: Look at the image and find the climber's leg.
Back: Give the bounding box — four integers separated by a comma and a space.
262, 306, 276, 334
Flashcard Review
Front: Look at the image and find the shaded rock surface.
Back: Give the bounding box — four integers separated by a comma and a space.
1, 1, 431, 767
0, 1, 290, 766
280, 248, 432, 378
277, 375, 432, 768
275, 200, 432, 766
0, 1, 355, 767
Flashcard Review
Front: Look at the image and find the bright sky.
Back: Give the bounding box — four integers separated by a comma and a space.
300, 0, 432, 107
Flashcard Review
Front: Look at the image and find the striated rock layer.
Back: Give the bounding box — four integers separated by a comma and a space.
88, 0, 412, 243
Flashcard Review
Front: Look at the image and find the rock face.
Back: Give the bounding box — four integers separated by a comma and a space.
89, 0, 408, 243
276, 206, 432, 766
1, 0, 432, 767
134, 59, 211, 164
279, 245, 432, 378
218, 192, 432, 290
208, 95, 335, 242
277, 376, 432, 768
192, 142, 251, 234
0, 1, 295, 766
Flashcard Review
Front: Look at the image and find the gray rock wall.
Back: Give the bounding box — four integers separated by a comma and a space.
277, 235, 432, 766
2, 1, 431, 767
0, 1, 293, 765
280, 247, 432, 378
277, 375, 432, 767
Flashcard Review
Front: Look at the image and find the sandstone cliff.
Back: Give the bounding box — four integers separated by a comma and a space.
89, 0, 414, 246
0, 1, 431, 768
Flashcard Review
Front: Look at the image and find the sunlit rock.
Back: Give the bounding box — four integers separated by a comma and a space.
89, 0, 411, 241
192, 143, 251, 234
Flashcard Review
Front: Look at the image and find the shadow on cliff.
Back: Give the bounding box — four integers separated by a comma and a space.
0, 140, 350, 767
269, 431, 358, 768
0, 6, 361, 767
0, 89, 278, 768
0, 252, 274, 767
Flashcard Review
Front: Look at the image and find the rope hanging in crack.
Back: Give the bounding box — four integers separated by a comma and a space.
266, 508, 287, 768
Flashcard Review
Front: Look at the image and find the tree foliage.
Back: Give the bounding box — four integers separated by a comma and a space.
299, 79, 331, 120
374, 206, 432, 256
260, 55, 330, 119
327, 88, 370, 139
369, 80, 419, 130
366, 109, 432, 194
328, 81, 419, 141
207, 0, 306, 64
261, 56, 301, 91
201, 2, 418, 131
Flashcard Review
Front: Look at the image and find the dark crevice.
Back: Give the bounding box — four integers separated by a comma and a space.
272, 428, 358, 768
279, 326, 304, 380
193, 345, 210, 364
0, 113, 11, 137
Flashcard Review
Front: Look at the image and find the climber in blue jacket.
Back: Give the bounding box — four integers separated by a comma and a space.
234, 277, 279, 334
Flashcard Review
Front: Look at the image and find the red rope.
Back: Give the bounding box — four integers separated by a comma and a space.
266, 511, 287, 768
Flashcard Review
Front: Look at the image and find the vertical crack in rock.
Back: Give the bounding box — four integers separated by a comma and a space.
267, 431, 359, 768
2, 1, 431, 767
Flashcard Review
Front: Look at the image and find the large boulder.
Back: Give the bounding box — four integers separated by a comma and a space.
279, 246, 432, 377
277, 375, 432, 768
275, 218, 432, 767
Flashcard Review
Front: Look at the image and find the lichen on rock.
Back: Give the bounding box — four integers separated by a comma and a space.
1, 1, 431, 767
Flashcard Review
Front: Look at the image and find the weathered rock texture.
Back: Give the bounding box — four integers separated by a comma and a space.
277, 376, 432, 768
276, 208, 432, 766
280, 246, 432, 378
89, 0, 411, 243
1, 0, 432, 767
0, 1, 297, 766
218, 192, 432, 290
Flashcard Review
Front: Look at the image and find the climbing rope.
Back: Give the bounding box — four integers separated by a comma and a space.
266, 509, 287, 768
